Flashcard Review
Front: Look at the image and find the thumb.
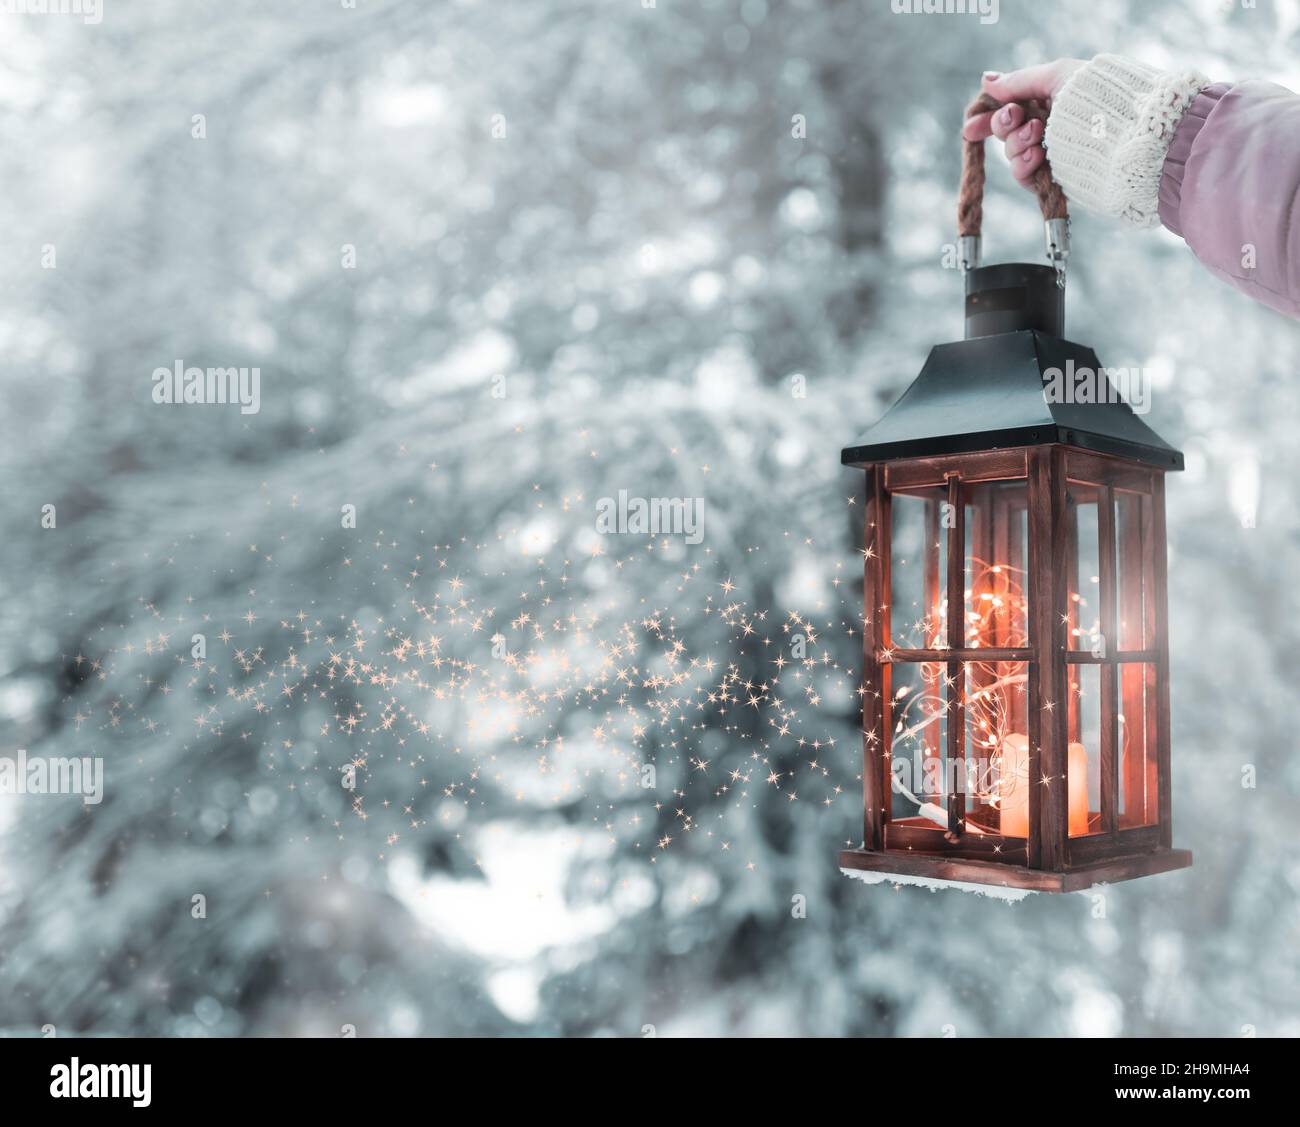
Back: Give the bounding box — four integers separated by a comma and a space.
981, 63, 1061, 105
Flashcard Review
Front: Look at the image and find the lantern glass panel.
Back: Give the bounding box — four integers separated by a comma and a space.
1118, 662, 1159, 827
888, 659, 947, 826
961, 659, 1030, 837
1066, 482, 1103, 653
1067, 662, 1103, 836
1115, 490, 1151, 652
889, 488, 948, 651
962, 481, 1029, 649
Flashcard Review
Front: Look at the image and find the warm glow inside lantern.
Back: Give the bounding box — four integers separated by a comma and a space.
839, 168, 1192, 892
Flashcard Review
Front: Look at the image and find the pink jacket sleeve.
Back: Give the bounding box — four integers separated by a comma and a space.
1159, 81, 1300, 319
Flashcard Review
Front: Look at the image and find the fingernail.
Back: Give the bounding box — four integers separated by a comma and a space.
983, 70, 1001, 80
999, 108, 1013, 124
1022, 150, 1035, 162
1019, 124, 1034, 140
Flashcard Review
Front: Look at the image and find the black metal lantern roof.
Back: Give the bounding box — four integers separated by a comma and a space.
842, 264, 1184, 471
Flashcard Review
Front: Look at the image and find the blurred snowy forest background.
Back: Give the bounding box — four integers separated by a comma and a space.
1, 0, 1298, 1037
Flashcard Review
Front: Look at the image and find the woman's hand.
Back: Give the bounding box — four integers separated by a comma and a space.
961, 61, 1085, 190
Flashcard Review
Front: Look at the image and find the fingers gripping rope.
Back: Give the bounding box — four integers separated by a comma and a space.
958, 92, 1068, 237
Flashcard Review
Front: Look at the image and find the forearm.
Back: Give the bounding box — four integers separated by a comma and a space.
1043, 54, 1300, 318
1158, 81, 1300, 319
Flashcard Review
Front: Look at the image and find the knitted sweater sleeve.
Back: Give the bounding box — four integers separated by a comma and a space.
1042, 54, 1209, 228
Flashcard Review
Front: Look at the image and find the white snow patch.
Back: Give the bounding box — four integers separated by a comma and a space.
840, 866, 1033, 902
393, 329, 516, 402
487, 966, 542, 1024
390, 828, 618, 960
364, 81, 449, 128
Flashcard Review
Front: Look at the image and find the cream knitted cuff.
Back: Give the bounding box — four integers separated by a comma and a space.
1043, 54, 1210, 228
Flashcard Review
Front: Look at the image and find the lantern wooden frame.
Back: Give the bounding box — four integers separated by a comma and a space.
840, 443, 1192, 892
840, 95, 1192, 892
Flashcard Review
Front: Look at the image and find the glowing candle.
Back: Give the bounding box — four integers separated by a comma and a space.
998, 732, 1031, 837
1067, 741, 1090, 836
998, 733, 1090, 837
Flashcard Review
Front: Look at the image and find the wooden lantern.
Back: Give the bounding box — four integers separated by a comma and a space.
840, 101, 1191, 892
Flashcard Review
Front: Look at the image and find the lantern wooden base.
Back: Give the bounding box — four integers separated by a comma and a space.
838, 846, 1192, 894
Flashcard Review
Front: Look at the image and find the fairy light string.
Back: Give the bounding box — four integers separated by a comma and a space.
885, 552, 1100, 835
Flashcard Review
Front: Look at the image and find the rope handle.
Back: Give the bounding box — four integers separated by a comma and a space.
958, 92, 1068, 238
